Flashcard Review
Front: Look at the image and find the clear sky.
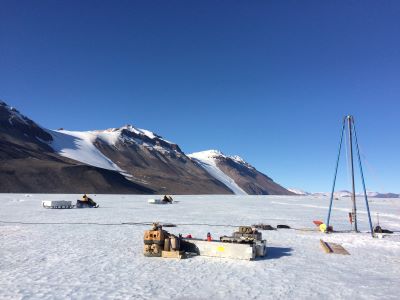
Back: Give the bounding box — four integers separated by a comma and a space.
1, 1, 399, 193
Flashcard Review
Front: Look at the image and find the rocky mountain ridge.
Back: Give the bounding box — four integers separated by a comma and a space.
0, 100, 293, 195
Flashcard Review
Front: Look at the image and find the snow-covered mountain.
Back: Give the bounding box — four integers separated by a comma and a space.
0, 100, 53, 146
189, 150, 294, 195
0, 100, 152, 193
0, 100, 228, 194
1, 100, 293, 194
295, 189, 400, 198
49, 129, 126, 173
280, 181, 400, 199
188, 150, 247, 195
287, 188, 310, 195
312, 190, 353, 198
360, 191, 400, 198
47, 125, 231, 194
48, 124, 184, 174
48, 129, 292, 194
1, 100, 397, 196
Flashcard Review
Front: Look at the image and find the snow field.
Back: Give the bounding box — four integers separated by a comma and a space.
49, 130, 124, 172
0, 195, 399, 299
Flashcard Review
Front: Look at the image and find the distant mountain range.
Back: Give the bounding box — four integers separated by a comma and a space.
288, 189, 399, 198
0, 100, 293, 195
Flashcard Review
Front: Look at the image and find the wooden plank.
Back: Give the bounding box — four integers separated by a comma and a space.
320, 239, 350, 255
320, 239, 333, 253
329, 243, 350, 255
161, 251, 184, 259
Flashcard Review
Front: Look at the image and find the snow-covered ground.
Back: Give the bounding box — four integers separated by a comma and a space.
1, 194, 399, 299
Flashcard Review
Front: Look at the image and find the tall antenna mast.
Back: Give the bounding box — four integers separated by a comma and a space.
347, 115, 358, 232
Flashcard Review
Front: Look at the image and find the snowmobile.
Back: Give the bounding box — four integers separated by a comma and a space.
76, 200, 99, 208
76, 194, 99, 208
148, 195, 173, 204
41, 194, 99, 209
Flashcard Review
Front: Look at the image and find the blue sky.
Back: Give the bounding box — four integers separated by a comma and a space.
1, 1, 399, 192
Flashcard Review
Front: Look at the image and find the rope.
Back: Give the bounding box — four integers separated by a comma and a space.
0, 220, 151, 226
352, 119, 374, 237
2, 220, 390, 235
354, 136, 398, 207
0, 220, 298, 228
357, 145, 387, 194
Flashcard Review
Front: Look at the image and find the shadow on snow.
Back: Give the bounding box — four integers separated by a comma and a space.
258, 246, 293, 260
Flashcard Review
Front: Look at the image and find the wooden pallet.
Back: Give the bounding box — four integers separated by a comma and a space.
161, 251, 185, 259
320, 239, 350, 255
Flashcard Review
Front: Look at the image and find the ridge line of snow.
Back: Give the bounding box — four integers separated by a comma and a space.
188, 151, 247, 195
189, 150, 253, 169
103, 124, 174, 145
47, 129, 128, 175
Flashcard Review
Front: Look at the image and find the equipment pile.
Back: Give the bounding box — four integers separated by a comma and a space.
143, 223, 184, 259
143, 224, 267, 261
219, 226, 267, 257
